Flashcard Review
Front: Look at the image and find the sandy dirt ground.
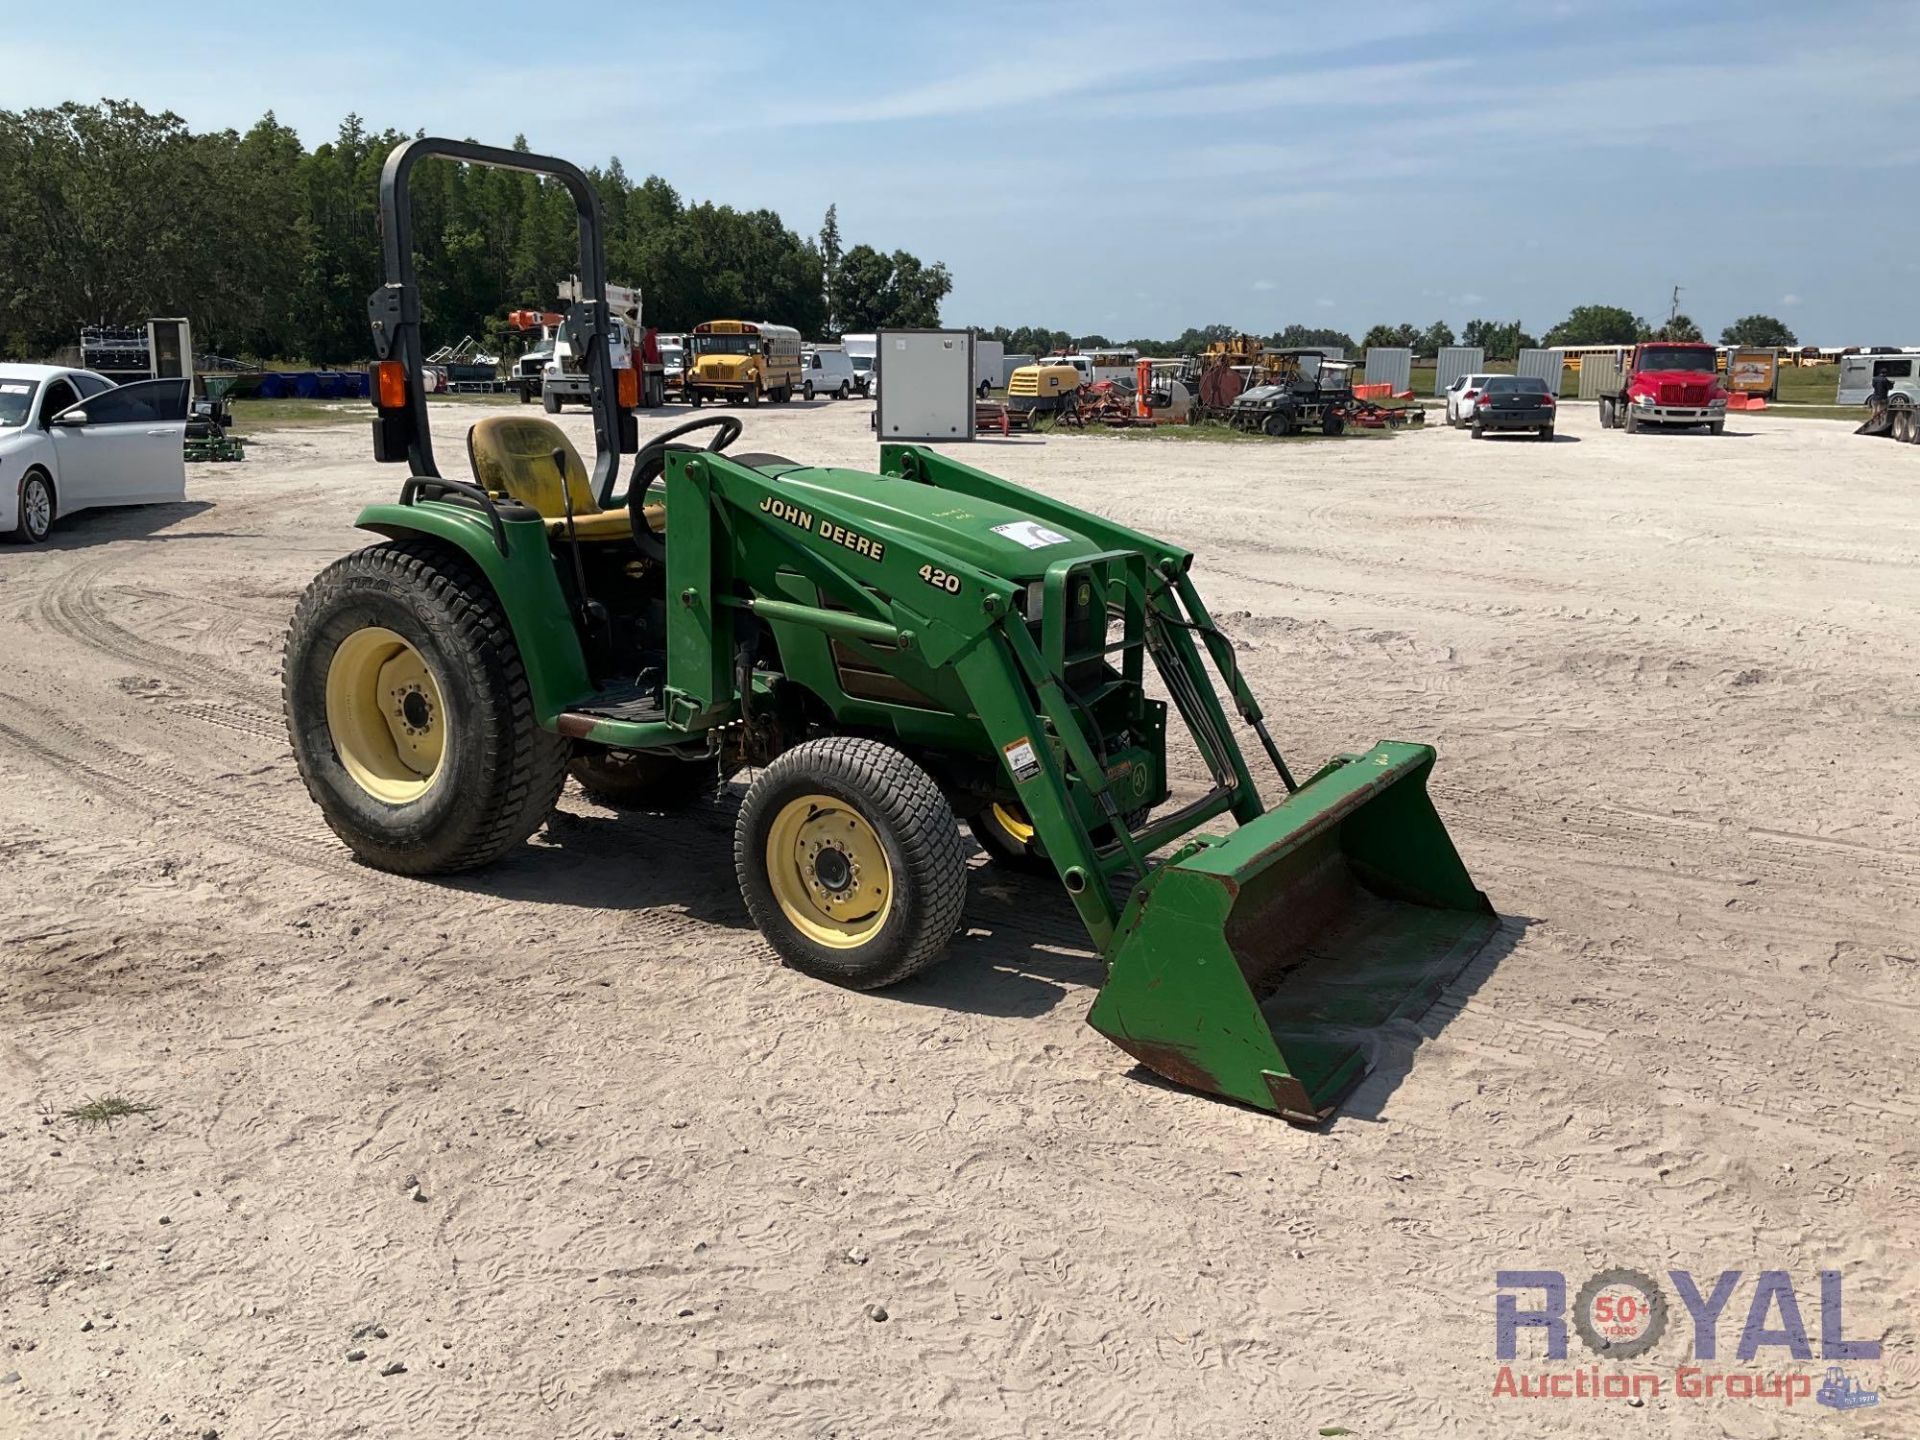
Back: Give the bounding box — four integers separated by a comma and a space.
1, 397, 1916, 1440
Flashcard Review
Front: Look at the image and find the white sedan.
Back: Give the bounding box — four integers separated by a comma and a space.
1444, 372, 1499, 427
1, 364, 189, 543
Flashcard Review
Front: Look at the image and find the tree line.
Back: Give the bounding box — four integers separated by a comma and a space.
0, 100, 952, 366
980, 309, 1801, 363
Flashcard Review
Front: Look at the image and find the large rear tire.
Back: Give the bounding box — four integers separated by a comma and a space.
1894, 406, 1915, 443
736, 737, 967, 990
283, 540, 570, 874
1624, 407, 1641, 434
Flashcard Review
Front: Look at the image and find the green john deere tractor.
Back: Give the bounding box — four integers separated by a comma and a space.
282, 139, 1496, 1122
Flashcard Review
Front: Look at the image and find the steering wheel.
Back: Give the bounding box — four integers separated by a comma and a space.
625, 414, 742, 561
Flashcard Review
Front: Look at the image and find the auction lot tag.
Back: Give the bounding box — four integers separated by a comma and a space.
991, 520, 1072, 550
1003, 737, 1043, 782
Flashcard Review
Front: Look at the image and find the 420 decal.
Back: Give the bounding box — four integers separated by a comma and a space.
917, 564, 963, 595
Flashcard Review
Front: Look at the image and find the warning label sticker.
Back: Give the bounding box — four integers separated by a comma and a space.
990, 520, 1072, 551
1002, 737, 1042, 782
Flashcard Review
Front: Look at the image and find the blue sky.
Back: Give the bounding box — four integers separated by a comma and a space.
9, 2, 1918, 343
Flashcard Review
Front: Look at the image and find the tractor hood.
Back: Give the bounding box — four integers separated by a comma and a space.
746, 463, 1110, 580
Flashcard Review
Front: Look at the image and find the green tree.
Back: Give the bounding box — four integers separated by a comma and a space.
1654, 313, 1703, 342
1721, 313, 1798, 348
818, 203, 842, 334
0, 100, 934, 365
1270, 324, 1357, 353
1361, 322, 1420, 350
1543, 304, 1646, 347
834, 244, 950, 331
1417, 320, 1456, 354
1460, 319, 1537, 360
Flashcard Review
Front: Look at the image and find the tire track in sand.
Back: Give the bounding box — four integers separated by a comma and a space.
36, 560, 286, 745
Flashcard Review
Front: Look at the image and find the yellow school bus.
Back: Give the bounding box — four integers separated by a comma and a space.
687, 320, 804, 406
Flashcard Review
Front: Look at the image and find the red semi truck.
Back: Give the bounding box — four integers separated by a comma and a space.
1597, 341, 1729, 434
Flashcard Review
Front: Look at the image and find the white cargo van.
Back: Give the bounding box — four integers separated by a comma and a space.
803, 348, 859, 400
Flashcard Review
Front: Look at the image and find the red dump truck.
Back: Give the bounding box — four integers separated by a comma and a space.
1598, 341, 1729, 434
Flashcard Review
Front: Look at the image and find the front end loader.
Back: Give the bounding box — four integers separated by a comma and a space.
282, 138, 1496, 1121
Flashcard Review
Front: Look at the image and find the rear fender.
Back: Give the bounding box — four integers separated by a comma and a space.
356, 500, 593, 724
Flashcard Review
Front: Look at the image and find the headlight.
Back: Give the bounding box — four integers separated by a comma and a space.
1635, 393, 1655, 406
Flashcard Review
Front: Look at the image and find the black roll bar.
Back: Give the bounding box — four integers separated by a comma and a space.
367, 137, 623, 503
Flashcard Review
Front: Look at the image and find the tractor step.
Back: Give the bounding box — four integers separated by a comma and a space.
566, 682, 667, 725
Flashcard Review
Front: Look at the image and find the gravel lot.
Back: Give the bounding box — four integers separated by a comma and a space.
1, 396, 1914, 1437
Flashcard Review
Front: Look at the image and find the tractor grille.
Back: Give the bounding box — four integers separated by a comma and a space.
1659, 381, 1709, 405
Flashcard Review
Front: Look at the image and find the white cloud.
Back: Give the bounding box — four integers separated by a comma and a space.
1252, 279, 1277, 292
1316, 298, 1337, 309
1780, 294, 1802, 306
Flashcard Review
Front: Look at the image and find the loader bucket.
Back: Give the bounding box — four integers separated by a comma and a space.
1087, 741, 1496, 1122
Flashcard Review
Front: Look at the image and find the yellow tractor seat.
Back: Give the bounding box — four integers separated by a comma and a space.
464, 415, 662, 542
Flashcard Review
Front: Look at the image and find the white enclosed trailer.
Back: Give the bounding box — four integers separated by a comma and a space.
875, 329, 975, 441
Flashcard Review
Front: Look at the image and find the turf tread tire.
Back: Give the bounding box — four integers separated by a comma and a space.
736, 737, 967, 990
283, 539, 570, 875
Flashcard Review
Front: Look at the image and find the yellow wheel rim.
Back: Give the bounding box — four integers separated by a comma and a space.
990, 802, 1036, 847
323, 627, 448, 804
765, 793, 893, 949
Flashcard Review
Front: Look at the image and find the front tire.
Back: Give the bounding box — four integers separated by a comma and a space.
839, 382, 851, 400
542, 389, 562, 414
736, 737, 967, 990
283, 541, 570, 874
803, 380, 815, 401
9, 470, 55, 544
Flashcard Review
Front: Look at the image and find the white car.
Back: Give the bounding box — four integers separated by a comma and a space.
1444, 373, 1499, 427
802, 348, 858, 400
0, 364, 189, 543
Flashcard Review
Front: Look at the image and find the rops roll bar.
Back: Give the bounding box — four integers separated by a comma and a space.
366, 137, 628, 503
